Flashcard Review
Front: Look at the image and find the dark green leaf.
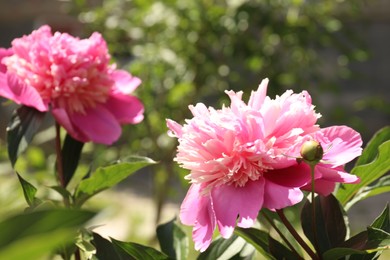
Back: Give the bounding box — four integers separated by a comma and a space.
111, 238, 169, 259
61, 134, 85, 187
0, 209, 95, 249
336, 133, 390, 207
6, 106, 46, 166
234, 227, 276, 260
197, 234, 247, 260
156, 218, 188, 259
92, 233, 129, 260
301, 194, 347, 255
16, 172, 39, 207
268, 234, 300, 260
371, 204, 389, 233
74, 156, 156, 206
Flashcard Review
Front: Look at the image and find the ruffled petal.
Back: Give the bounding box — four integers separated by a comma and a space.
320, 126, 363, 167
211, 179, 265, 238
105, 92, 144, 124
248, 78, 269, 110
316, 165, 359, 184
111, 70, 142, 94
166, 119, 183, 138
263, 180, 304, 210
0, 48, 13, 73
3, 73, 48, 111
69, 105, 121, 144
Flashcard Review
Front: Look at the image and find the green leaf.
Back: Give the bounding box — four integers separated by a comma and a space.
92, 233, 129, 260
345, 176, 390, 211
336, 139, 390, 207
0, 209, 95, 249
61, 134, 85, 187
371, 204, 389, 233
197, 234, 248, 260
111, 238, 169, 259
49, 186, 73, 203
234, 227, 276, 260
301, 194, 347, 255
6, 106, 46, 166
268, 235, 299, 260
16, 172, 39, 207
156, 218, 188, 259
323, 227, 390, 260
355, 126, 390, 167
74, 156, 156, 206
0, 229, 74, 260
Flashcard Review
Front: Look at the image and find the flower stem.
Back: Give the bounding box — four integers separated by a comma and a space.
55, 123, 70, 207
310, 164, 321, 258
276, 209, 319, 260
261, 211, 303, 259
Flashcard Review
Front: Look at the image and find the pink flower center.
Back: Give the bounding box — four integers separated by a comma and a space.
4, 27, 114, 114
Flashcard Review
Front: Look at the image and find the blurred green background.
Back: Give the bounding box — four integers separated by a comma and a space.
0, 0, 389, 253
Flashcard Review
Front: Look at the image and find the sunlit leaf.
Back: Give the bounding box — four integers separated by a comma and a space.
74, 156, 156, 206
301, 194, 347, 255
6, 106, 46, 167
197, 234, 248, 260
16, 172, 39, 207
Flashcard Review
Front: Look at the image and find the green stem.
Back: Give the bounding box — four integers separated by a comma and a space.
276, 209, 319, 260
261, 211, 303, 259
310, 164, 321, 259
55, 123, 69, 207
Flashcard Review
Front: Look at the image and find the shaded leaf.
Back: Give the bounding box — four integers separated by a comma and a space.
268, 234, 300, 260
156, 218, 188, 259
301, 194, 346, 255
49, 186, 73, 203
198, 234, 247, 260
371, 204, 389, 233
61, 134, 84, 187
92, 233, 129, 260
74, 156, 156, 206
16, 172, 40, 207
111, 238, 169, 259
6, 106, 46, 166
336, 129, 390, 207
234, 227, 276, 260
0, 209, 95, 249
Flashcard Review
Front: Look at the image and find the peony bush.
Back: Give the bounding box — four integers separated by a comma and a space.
0, 26, 388, 259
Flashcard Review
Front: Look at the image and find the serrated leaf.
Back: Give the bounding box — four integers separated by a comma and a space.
6, 106, 46, 166
336, 139, 390, 207
61, 134, 85, 187
197, 234, 247, 260
16, 172, 38, 207
111, 238, 169, 259
0, 209, 95, 249
234, 227, 276, 260
301, 194, 347, 255
156, 218, 188, 259
74, 156, 156, 206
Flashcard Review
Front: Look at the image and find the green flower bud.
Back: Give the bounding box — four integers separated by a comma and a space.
300, 140, 323, 165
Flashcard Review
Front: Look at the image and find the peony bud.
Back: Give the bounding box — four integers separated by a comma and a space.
300, 140, 323, 165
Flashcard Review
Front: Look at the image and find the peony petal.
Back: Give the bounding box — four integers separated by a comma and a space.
111, 70, 142, 94
166, 119, 183, 138
4, 73, 48, 111
211, 179, 265, 238
0, 48, 13, 73
264, 163, 312, 188
69, 105, 121, 145
52, 108, 89, 143
192, 193, 216, 252
316, 165, 360, 184
320, 126, 363, 167
248, 78, 269, 110
301, 179, 336, 196
263, 180, 304, 210
105, 92, 144, 124
180, 184, 203, 225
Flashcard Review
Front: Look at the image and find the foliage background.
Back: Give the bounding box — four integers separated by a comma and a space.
0, 0, 389, 256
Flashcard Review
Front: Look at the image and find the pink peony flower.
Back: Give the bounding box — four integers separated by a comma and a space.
167, 78, 362, 251
0, 25, 143, 144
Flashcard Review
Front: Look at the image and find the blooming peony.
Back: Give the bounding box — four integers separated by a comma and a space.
167, 78, 362, 251
0, 25, 143, 144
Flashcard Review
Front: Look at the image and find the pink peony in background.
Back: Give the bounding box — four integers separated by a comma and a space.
0, 25, 144, 144
167, 78, 362, 251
